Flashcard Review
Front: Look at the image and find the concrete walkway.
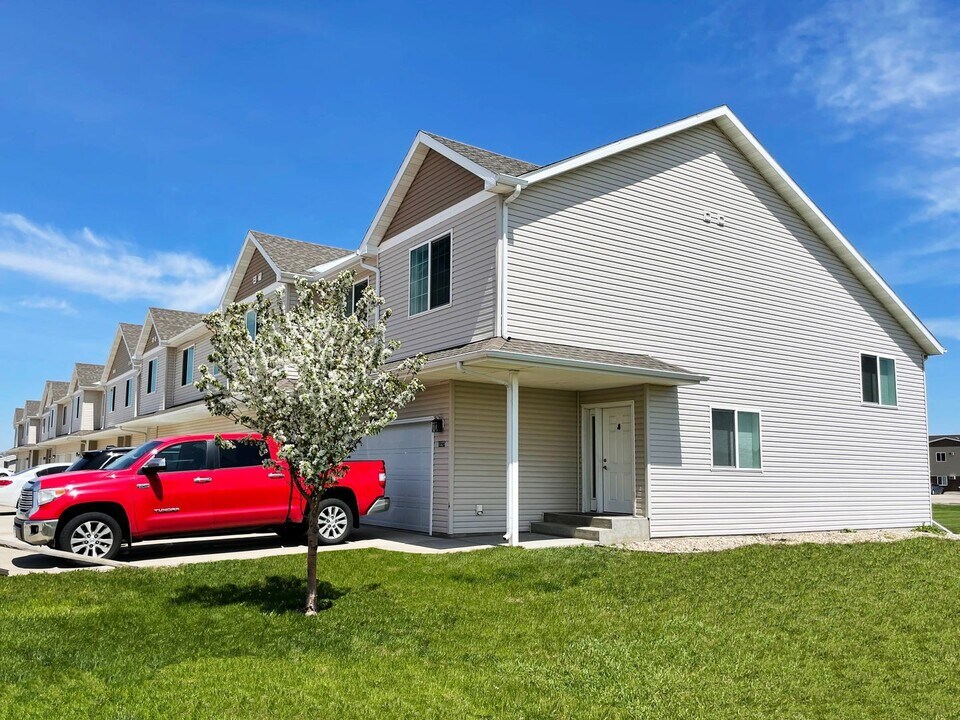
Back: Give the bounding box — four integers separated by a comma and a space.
0, 511, 593, 576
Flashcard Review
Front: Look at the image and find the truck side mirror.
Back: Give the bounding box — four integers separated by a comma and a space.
142, 456, 167, 473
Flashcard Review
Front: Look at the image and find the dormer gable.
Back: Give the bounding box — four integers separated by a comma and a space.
102, 323, 142, 384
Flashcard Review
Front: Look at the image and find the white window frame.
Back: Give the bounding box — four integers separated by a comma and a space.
181, 346, 195, 387
146, 358, 158, 394
935, 452, 947, 463
709, 406, 764, 471
937, 476, 949, 487
860, 352, 898, 408
408, 231, 453, 317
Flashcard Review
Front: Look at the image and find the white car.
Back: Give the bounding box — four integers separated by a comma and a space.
0, 463, 70, 509
0, 468, 13, 478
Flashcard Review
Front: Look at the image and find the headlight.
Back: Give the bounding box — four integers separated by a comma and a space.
37, 487, 67, 505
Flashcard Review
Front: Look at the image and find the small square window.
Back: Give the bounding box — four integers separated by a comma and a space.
712, 408, 762, 469
861, 354, 897, 406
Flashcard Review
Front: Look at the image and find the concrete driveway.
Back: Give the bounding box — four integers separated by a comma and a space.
0, 510, 590, 576
932, 493, 960, 505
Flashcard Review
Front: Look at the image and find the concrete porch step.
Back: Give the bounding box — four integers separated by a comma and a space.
532, 513, 650, 545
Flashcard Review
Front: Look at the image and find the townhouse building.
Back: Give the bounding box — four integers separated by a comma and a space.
5, 106, 943, 542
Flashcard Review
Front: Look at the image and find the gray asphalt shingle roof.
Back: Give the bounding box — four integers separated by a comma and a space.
398, 337, 698, 378
13, 408, 23, 423
424, 132, 540, 176
46, 381, 70, 403
75, 363, 105, 387
119, 323, 143, 352
23, 400, 40, 417
149, 308, 206, 342
249, 231, 351, 274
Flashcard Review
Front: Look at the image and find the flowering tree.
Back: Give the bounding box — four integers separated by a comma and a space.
196, 273, 423, 614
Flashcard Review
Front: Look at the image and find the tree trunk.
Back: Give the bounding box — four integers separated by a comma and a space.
304, 490, 322, 615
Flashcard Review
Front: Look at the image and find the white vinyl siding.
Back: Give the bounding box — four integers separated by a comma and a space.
506, 121, 931, 536
451, 381, 579, 534
378, 197, 498, 359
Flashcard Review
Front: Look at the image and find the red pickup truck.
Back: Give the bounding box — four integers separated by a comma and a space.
13, 433, 389, 560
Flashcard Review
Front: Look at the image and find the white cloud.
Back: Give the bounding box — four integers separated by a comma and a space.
0, 213, 230, 312
877, 236, 960, 285
18, 298, 78, 315
780, 0, 960, 122
925, 317, 960, 341
780, 0, 960, 221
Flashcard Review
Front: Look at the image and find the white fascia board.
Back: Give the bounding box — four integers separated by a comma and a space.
307, 252, 361, 276
523, 106, 730, 184
359, 131, 499, 255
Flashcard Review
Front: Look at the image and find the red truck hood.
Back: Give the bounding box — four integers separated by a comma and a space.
37, 468, 123, 490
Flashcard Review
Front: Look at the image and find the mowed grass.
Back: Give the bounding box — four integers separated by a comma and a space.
933, 504, 960, 533
2, 539, 959, 719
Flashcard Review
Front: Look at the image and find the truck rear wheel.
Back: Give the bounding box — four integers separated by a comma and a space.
58, 512, 123, 560
316, 498, 353, 545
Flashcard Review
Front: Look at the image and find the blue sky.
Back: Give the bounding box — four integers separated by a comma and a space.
1, 0, 958, 447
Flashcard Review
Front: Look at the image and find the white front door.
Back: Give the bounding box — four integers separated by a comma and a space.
598, 405, 635, 514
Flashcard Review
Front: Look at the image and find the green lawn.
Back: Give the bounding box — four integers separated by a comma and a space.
933, 504, 960, 533
1, 539, 959, 719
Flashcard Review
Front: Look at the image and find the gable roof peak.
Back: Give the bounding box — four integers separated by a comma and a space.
247, 230, 352, 275
421, 131, 540, 176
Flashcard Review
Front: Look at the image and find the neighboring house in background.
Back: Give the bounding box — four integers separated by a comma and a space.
930, 435, 960, 491
36, 380, 71, 463
101, 322, 143, 439
66, 363, 106, 438
5, 106, 944, 543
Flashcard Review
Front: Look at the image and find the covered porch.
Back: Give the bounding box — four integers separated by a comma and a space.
417, 338, 706, 545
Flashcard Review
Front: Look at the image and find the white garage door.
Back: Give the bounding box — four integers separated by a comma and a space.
350, 420, 432, 533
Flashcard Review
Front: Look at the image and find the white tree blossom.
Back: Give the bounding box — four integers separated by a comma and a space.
196, 272, 423, 614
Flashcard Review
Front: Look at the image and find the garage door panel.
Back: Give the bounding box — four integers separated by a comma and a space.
350, 422, 431, 532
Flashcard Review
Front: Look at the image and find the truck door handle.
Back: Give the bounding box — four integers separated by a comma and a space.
193, 477, 213, 484
268, 472, 285, 479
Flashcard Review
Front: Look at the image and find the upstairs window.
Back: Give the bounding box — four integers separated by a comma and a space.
109, 386, 116, 412
181, 346, 195, 386
936, 452, 947, 463
861, 354, 897, 406
245, 309, 258, 340
712, 409, 762, 469
147, 358, 158, 394
409, 233, 451, 316
74, 396, 80, 419
346, 279, 369, 316
124, 379, 132, 408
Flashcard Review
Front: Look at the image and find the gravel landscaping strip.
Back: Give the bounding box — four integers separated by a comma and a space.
625, 528, 958, 554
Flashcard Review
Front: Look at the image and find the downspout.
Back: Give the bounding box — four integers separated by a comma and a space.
497, 184, 523, 339
358, 254, 381, 322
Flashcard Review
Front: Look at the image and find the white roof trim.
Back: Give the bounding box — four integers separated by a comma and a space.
521, 105, 944, 356
218, 232, 284, 309
308, 252, 362, 276
359, 131, 498, 254
133, 310, 158, 358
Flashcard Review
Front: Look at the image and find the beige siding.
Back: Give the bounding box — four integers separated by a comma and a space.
104, 372, 137, 427
579, 386, 647, 515
378, 197, 499, 358
145, 415, 248, 440
384, 150, 484, 239
139, 350, 166, 416
172, 334, 213, 407
507, 121, 931, 536
236, 248, 278, 302
451, 381, 579, 534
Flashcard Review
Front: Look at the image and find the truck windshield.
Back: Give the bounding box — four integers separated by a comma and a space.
103, 441, 162, 471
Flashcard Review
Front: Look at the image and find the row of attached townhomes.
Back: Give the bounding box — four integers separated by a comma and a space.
4, 106, 946, 541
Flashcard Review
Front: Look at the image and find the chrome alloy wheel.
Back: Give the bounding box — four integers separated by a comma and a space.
69, 520, 115, 558
318, 505, 349, 541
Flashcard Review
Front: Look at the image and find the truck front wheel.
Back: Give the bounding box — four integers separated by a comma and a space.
315, 498, 353, 545
58, 512, 123, 560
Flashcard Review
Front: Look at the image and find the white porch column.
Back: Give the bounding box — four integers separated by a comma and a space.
506, 371, 520, 546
